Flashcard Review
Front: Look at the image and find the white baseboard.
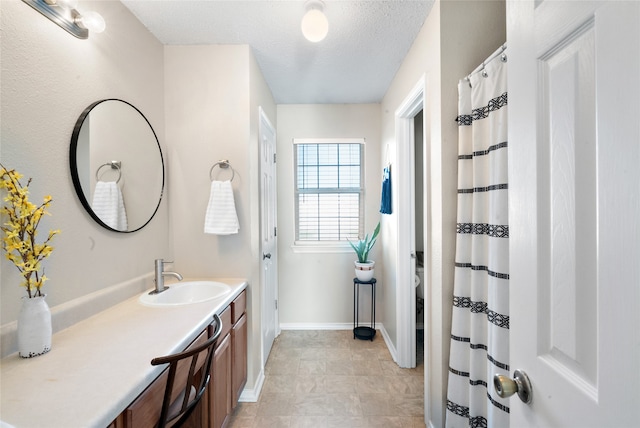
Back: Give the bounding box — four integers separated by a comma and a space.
279, 322, 356, 330
378, 324, 398, 363
238, 368, 265, 403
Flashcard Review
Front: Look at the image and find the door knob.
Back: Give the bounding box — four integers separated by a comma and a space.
263, 253, 271, 260
493, 369, 533, 404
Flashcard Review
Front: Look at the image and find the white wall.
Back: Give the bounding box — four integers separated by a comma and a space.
164, 44, 276, 396
379, 0, 443, 361
379, 1, 505, 426
276, 104, 382, 327
0, 0, 169, 343
165, 45, 251, 277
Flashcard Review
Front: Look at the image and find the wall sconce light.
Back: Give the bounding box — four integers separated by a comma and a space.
22, 0, 105, 39
301, 0, 328, 43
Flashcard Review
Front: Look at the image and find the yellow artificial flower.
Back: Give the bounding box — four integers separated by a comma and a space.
0, 164, 60, 298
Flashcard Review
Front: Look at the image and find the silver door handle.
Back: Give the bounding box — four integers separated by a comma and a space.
263, 253, 271, 260
493, 369, 532, 404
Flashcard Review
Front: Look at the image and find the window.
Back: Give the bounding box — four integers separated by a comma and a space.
294, 139, 364, 244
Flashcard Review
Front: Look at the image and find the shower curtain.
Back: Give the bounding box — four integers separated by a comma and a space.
446, 48, 510, 428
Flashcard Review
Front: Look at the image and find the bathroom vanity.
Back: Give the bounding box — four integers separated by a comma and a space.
0, 278, 247, 428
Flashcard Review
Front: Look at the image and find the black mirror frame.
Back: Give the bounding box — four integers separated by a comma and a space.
69, 99, 165, 233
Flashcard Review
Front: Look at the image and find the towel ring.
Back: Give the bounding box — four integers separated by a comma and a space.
209, 160, 235, 182
96, 161, 122, 183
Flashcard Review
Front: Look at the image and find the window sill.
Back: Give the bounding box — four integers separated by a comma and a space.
291, 242, 353, 254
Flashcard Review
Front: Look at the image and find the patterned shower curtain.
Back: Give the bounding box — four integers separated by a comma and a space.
446, 49, 510, 428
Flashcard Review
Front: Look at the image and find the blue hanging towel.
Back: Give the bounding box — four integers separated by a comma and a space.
380, 165, 392, 214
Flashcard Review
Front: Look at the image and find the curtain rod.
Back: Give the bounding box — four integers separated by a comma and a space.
467, 43, 507, 81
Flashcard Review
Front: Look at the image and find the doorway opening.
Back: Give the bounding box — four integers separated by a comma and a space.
395, 77, 425, 370
395, 76, 427, 418
414, 110, 425, 366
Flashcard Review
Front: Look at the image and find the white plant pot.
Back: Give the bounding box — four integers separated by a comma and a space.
355, 261, 375, 281
18, 295, 52, 358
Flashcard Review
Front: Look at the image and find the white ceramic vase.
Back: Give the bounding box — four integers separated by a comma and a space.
355, 261, 375, 281
18, 295, 52, 358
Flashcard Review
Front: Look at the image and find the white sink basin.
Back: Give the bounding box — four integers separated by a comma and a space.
139, 281, 231, 307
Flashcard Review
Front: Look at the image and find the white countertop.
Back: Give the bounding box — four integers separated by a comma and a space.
0, 278, 247, 428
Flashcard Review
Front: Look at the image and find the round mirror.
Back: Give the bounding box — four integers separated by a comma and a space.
70, 99, 164, 233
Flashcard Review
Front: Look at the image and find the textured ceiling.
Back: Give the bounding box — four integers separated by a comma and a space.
120, 0, 434, 104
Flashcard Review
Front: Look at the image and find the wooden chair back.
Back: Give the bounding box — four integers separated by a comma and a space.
151, 313, 222, 428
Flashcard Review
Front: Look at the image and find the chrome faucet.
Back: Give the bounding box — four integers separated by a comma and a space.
151, 259, 183, 294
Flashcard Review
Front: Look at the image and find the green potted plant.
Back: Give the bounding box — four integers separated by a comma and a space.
348, 221, 380, 281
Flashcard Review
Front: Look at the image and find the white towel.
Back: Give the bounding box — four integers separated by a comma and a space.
204, 180, 239, 235
92, 181, 128, 231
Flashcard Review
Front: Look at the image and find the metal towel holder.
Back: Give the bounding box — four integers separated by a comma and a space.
209, 159, 236, 181
209, 160, 235, 182
95, 161, 122, 183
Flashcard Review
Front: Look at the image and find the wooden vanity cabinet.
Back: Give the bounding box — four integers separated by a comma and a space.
208, 305, 232, 428
231, 291, 247, 408
109, 289, 247, 428
106, 413, 125, 428
208, 289, 247, 428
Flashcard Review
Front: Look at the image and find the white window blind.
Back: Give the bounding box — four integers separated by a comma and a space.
294, 139, 364, 242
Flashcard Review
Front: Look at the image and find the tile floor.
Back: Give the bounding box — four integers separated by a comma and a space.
227, 330, 426, 428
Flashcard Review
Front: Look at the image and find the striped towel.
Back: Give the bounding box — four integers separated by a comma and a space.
92, 181, 128, 230
204, 180, 239, 235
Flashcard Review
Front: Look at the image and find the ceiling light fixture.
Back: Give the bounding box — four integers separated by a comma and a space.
22, 0, 105, 39
301, 0, 328, 43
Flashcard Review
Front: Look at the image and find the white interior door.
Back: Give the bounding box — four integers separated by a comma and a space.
508, 1, 640, 426
259, 107, 278, 365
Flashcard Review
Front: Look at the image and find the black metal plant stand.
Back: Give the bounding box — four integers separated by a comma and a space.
353, 277, 376, 341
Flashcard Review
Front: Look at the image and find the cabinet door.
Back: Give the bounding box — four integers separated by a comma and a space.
231, 290, 246, 324
106, 412, 125, 428
210, 333, 231, 428
231, 313, 247, 408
